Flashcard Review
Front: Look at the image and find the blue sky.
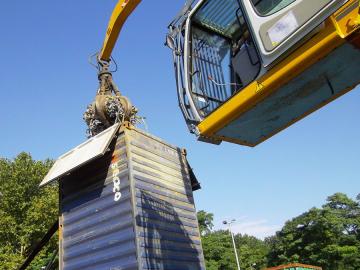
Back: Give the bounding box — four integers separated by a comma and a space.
0, 0, 359, 239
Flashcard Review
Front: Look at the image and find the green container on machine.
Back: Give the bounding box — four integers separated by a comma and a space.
265, 263, 322, 270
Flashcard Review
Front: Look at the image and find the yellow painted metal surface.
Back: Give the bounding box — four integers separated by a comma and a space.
331, 0, 360, 38
197, 3, 359, 145
99, 0, 142, 61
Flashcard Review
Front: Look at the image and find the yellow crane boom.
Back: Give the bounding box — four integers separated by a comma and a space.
99, 0, 141, 62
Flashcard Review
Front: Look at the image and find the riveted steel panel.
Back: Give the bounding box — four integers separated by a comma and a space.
59, 127, 204, 270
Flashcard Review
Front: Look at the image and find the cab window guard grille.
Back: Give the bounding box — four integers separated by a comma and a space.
191, 27, 231, 115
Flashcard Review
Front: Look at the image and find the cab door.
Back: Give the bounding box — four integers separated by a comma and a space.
241, 0, 350, 67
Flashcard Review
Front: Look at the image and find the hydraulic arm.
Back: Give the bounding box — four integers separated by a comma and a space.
84, 0, 142, 137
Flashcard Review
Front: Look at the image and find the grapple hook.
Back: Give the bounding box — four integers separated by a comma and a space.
83, 56, 138, 137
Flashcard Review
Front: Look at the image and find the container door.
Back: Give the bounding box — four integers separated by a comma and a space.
241, 0, 349, 66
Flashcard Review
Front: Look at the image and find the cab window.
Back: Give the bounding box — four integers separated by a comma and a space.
252, 0, 296, 16
190, 0, 261, 116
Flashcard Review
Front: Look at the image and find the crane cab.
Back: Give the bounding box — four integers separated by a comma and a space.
168, 0, 360, 146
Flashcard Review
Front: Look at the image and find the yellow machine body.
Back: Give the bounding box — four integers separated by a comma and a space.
94, 0, 360, 147
196, 0, 360, 146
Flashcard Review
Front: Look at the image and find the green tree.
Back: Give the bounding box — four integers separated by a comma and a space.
267, 193, 360, 270
0, 153, 58, 270
197, 210, 214, 235
202, 230, 239, 270
197, 210, 270, 270
201, 230, 270, 270
236, 234, 269, 269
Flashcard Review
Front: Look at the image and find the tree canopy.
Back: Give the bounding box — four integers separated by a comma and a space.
199, 193, 360, 270
1, 152, 359, 270
197, 211, 269, 269
0, 153, 58, 270
266, 193, 360, 270
198, 210, 214, 236
200, 229, 269, 270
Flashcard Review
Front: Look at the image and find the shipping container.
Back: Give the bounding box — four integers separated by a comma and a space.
44, 126, 205, 270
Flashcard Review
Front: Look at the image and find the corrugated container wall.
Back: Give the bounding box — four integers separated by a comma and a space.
59, 128, 205, 270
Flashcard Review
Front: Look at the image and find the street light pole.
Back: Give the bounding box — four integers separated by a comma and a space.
223, 219, 241, 270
